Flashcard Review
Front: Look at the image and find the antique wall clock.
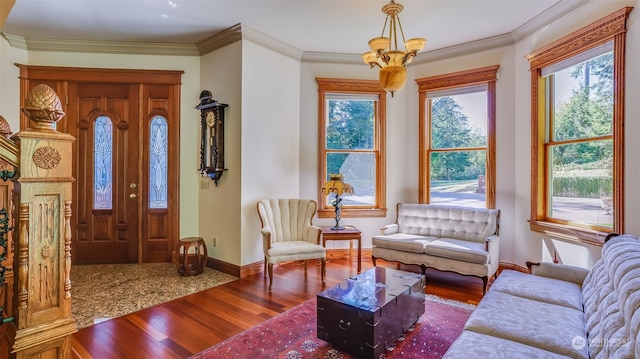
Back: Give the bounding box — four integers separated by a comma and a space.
195, 90, 229, 186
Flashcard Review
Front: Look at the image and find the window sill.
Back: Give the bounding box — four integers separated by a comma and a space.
318, 208, 387, 218
529, 220, 609, 246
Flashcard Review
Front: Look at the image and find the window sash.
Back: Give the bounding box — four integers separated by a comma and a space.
316, 78, 387, 219
527, 7, 630, 244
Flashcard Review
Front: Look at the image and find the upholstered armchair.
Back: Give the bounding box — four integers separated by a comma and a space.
256, 199, 327, 291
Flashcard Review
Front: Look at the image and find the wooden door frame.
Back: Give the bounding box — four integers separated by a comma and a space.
17, 64, 183, 263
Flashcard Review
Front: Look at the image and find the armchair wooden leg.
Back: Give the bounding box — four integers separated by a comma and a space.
264, 257, 267, 277
268, 263, 274, 291
321, 258, 326, 284
304, 260, 308, 272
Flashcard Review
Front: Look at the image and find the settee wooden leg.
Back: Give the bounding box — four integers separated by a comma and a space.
420, 265, 427, 275
482, 276, 488, 294
268, 263, 274, 291
372, 256, 377, 266
321, 258, 326, 284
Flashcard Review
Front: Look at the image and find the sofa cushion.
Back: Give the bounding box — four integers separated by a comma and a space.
490, 270, 583, 311
396, 204, 499, 243
423, 238, 488, 265
464, 290, 588, 359
443, 330, 572, 359
372, 233, 433, 254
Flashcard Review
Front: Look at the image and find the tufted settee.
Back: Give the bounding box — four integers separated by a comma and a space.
443, 233, 640, 359
372, 203, 500, 293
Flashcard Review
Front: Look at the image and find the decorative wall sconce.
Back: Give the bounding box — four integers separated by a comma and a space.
196, 90, 228, 186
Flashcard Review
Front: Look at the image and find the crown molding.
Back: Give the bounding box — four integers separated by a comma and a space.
1, 32, 199, 56
511, 0, 591, 41
239, 25, 303, 61
196, 24, 242, 55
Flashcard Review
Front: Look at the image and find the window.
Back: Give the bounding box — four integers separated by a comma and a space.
94, 115, 113, 209
416, 66, 499, 209
317, 78, 387, 218
149, 115, 168, 209
527, 8, 631, 244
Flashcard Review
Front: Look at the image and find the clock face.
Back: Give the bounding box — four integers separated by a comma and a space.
206, 111, 215, 127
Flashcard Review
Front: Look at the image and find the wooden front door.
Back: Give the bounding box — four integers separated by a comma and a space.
18, 65, 183, 264
68, 83, 140, 263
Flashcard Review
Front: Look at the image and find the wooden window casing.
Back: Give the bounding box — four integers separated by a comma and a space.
316, 78, 387, 218
527, 7, 632, 245
416, 65, 499, 209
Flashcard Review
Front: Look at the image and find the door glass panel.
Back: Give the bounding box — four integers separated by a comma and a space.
94, 115, 113, 209
149, 116, 168, 209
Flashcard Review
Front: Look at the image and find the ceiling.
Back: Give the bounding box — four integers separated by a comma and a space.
2, 0, 587, 57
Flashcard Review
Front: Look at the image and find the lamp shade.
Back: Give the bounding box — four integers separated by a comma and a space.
405, 38, 426, 52
379, 65, 407, 94
321, 174, 354, 197
368, 37, 390, 52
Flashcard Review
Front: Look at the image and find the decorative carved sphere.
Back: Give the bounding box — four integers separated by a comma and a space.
0, 115, 12, 138
22, 84, 65, 128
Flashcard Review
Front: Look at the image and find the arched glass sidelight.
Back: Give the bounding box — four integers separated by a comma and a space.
149, 116, 168, 209
94, 115, 113, 209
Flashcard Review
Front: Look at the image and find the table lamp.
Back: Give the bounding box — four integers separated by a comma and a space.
321, 174, 354, 230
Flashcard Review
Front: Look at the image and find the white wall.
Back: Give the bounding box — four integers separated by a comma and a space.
0, 36, 27, 131
239, 39, 302, 266
199, 41, 243, 265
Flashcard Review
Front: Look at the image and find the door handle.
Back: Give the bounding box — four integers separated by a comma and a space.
129, 183, 138, 198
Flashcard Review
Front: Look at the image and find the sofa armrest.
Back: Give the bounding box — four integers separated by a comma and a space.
526, 261, 589, 285
381, 223, 399, 235
485, 235, 499, 262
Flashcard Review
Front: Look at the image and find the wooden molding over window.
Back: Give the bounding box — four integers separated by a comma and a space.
316, 78, 387, 219
416, 65, 500, 92
316, 78, 386, 93
527, 7, 632, 244
526, 7, 633, 70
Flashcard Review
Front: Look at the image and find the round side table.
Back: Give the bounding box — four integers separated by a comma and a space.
176, 237, 208, 276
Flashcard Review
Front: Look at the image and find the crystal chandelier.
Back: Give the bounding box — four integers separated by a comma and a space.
362, 0, 426, 96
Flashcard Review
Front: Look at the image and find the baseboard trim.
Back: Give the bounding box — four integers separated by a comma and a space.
206, 257, 240, 277
207, 253, 528, 279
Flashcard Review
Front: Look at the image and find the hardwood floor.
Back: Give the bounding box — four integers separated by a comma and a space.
70, 256, 489, 358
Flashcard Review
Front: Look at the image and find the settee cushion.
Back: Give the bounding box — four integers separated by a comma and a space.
423, 238, 489, 265
372, 233, 431, 254
372, 235, 489, 264
444, 330, 572, 359
464, 290, 588, 359
490, 270, 583, 311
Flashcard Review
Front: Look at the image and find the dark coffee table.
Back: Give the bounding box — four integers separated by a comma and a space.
316, 267, 426, 358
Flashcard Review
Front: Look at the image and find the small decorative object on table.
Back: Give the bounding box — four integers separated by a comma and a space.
320, 174, 354, 230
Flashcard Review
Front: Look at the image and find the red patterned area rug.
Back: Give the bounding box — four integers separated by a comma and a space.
190, 294, 474, 359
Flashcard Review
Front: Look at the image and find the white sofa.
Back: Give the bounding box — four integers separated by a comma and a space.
372, 203, 500, 293
444, 233, 640, 359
